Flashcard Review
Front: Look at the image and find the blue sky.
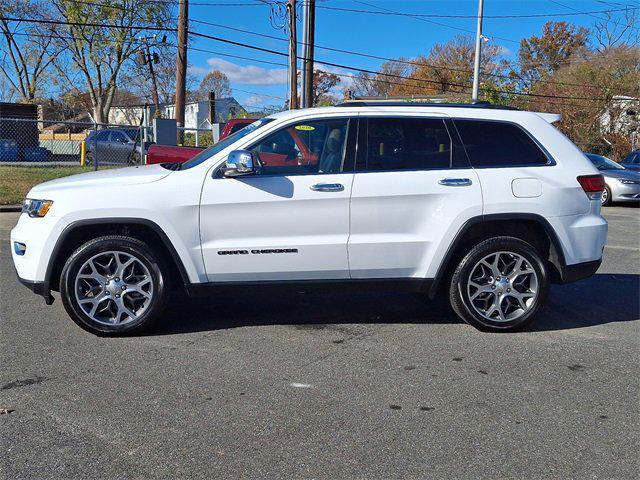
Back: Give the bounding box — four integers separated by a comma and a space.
184, 1, 624, 110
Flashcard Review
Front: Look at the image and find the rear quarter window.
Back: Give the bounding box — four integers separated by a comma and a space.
455, 119, 549, 168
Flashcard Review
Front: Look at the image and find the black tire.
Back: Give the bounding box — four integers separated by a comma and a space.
449, 236, 550, 332
60, 236, 168, 336
601, 185, 612, 206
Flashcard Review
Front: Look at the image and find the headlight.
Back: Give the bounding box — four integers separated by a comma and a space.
619, 179, 639, 185
21, 198, 53, 217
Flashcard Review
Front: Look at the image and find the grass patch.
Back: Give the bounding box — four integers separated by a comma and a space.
0, 165, 103, 205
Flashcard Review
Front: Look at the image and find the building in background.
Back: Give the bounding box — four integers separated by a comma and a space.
109, 97, 247, 128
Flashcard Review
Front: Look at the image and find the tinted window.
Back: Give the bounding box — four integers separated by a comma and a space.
249, 118, 350, 175
362, 118, 452, 171
455, 120, 549, 167
95, 131, 110, 142
111, 131, 127, 143
230, 123, 249, 134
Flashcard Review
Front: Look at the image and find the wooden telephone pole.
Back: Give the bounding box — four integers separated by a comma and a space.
175, 0, 188, 143
287, 0, 298, 109
301, 0, 315, 108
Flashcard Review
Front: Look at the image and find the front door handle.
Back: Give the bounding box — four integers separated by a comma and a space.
438, 178, 472, 187
310, 183, 344, 192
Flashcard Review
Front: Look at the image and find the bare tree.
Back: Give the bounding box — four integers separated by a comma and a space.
352, 60, 411, 97
0, 0, 62, 102
50, 0, 174, 123
592, 7, 639, 51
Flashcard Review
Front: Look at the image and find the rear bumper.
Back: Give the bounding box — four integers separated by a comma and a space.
560, 259, 601, 284
16, 273, 54, 305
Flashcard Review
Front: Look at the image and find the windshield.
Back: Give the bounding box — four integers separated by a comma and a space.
586, 153, 624, 170
181, 118, 274, 169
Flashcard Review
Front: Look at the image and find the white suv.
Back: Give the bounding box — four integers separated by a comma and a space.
11, 101, 608, 335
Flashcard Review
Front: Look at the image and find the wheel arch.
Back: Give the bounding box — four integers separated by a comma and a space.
428, 213, 567, 299
46, 218, 191, 293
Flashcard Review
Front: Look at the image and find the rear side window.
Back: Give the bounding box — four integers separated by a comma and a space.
455, 120, 549, 167
362, 117, 452, 171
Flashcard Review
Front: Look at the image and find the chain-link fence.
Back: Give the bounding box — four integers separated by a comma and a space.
0, 117, 150, 205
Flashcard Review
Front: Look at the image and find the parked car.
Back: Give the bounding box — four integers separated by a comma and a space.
84, 128, 145, 166
621, 150, 640, 171
146, 119, 257, 165
12, 101, 608, 336
585, 153, 640, 205
146, 144, 204, 165
220, 118, 257, 140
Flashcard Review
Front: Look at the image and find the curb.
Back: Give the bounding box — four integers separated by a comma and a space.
0, 205, 21, 212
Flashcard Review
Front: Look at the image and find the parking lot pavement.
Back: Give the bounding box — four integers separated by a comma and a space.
1, 207, 638, 479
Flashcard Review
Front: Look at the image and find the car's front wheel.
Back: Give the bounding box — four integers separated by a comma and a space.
449, 237, 550, 332
60, 236, 167, 335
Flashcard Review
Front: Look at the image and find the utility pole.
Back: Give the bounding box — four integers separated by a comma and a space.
471, 0, 484, 102
175, 0, 188, 143
146, 45, 161, 115
302, 0, 315, 108
287, 0, 298, 109
138, 35, 165, 117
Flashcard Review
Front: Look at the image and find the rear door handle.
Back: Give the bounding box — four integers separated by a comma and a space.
438, 178, 472, 187
310, 183, 344, 192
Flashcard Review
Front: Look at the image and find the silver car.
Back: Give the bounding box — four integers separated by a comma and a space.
586, 153, 640, 206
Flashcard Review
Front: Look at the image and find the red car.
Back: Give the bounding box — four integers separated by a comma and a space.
146, 119, 257, 165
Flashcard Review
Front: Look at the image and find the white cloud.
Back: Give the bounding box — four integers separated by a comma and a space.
205, 58, 287, 85
243, 94, 275, 107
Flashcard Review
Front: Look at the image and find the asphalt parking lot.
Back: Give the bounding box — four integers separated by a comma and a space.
1, 206, 638, 479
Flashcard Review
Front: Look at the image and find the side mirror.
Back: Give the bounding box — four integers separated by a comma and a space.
223, 150, 256, 177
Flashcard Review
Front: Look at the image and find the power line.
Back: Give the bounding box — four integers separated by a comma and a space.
190, 18, 600, 90
0, 15, 628, 103
351, 0, 519, 45
188, 29, 617, 102
317, 3, 638, 19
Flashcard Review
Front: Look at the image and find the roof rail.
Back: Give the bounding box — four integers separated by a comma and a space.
335, 100, 520, 110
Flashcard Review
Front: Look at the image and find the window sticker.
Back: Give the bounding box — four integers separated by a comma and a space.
295, 125, 315, 131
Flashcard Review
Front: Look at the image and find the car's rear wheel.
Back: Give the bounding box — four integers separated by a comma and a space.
60, 236, 167, 336
449, 237, 549, 332
601, 185, 611, 206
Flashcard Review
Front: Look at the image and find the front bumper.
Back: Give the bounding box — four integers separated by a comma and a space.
16, 273, 54, 304
610, 181, 640, 202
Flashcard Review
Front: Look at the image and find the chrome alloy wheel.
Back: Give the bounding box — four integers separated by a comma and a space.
74, 251, 153, 326
466, 251, 539, 323
601, 187, 608, 205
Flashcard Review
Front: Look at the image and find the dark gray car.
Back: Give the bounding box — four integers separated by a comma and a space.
85, 128, 143, 166
586, 153, 640, 205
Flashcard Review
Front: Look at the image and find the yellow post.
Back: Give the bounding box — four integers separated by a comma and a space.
80, 140, 86, 166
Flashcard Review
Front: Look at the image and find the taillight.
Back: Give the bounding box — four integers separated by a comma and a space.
577, 174, 605, 200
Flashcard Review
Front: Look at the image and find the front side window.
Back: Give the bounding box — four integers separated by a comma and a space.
455, 119, 549, 167
95, 131, 110, 142
362, 117, 452, 171
249, 118, 350, 175
111, 131, 127, 143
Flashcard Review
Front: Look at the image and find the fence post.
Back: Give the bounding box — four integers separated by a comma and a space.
195, 128, 199, 147
139, 125, 146, 164
93, 122, 98, 171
